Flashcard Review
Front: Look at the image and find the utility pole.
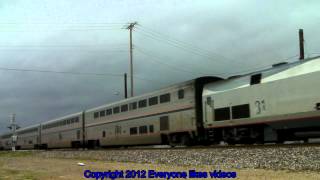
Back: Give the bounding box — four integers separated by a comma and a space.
299, 29, 304, 60
8, 113, 19, 151
124, 73, 128, 99
126, 22, 137, 97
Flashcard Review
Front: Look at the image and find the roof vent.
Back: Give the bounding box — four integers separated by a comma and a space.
228, 75, 242, 79
272, 62, 288, 67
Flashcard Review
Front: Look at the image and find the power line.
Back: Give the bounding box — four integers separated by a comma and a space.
0, 66, 166, 85
0, 22, 129, 25
0, 44, 127, 48
135, 29, 233, 67
0, 49, 127, 53
219, 54, 300, 77
135, 46, 212, 76
0, 44, 127, 52
135, 44, 221, 74
0, 28, 123, 32
0, 22, 128, 32
137, 26, 227, 58
0, 67, 124, 77
135, 25, 243, 66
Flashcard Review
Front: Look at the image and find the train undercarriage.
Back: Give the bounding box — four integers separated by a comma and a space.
204, 122, 320, 145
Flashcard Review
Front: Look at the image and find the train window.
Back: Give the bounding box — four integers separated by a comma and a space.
77, 130, 80, 139
149, 96, 158, 106
94, 112, 99, 119
59, 133, 62, 140
67, 119, 71, 124
250, 73, 262, 85
106, 109, 112, 115
113, 107, 120, 114
100, 110, 105, 117
17, 127, 38, 135
160, 93, 170, 103
178, 89, 184, 99
71, 118, 75, 124
63, 120, 67, 126
232, 104, 250, 119
138, 99, 147, 108
121, 104, 128, 112
29, 140, 33, 144
75, 117, 79, 123
115, 126, 121, 134
102, 131, 106, 138
130, 127, 138, 135
149, 125, 154, 133
207, 97, 212, 107
214, 107, 230, 121
139, 126, 148, 134
160, 116, 169, 131
129, 102, 137, 110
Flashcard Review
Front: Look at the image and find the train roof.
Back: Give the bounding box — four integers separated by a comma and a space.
203, 56, 320, 95
16, 124, 40, 132
0, 132, 12, 138
227, 56, 320, 79
87, 76, 222, 112
41, 111, 82, 125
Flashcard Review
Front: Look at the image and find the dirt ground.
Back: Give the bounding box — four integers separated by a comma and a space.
0, 151, 319, 180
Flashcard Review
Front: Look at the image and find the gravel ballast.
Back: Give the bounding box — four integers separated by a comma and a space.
36, 146, 320, 171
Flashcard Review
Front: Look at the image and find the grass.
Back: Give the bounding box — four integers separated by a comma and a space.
0, 151, 319, 179
0, 168, 41, 180
0, 151, 33, 158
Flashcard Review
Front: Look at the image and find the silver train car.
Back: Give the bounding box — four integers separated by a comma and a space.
1, 56, 320, 148
84, 76, 219, 147
202, 56, 320, 144
0, 132, 13, 150
40, 112, 83, 148
16, 124, 40, 149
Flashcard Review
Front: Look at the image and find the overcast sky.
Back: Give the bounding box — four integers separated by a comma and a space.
0, 0, 319, 133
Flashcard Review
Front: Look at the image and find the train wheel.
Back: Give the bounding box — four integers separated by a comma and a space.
180, 134, 191, 146
168, 140, 176, 147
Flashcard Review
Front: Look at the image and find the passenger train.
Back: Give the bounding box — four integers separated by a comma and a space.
1, 56, 320, 149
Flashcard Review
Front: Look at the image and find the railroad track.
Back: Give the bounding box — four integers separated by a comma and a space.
36, 142, 320, 152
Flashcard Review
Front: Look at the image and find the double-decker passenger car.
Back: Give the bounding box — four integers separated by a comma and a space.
16, 124, 40, 149
40, 112, 83, 148
85, 77, 220, 147
1, 132, 13, 150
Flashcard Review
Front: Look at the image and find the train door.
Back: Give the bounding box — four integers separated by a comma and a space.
204, 96, 214, 124
115, 125, 121, 144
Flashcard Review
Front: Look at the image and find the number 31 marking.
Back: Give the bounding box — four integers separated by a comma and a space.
255, 100, 266, 114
